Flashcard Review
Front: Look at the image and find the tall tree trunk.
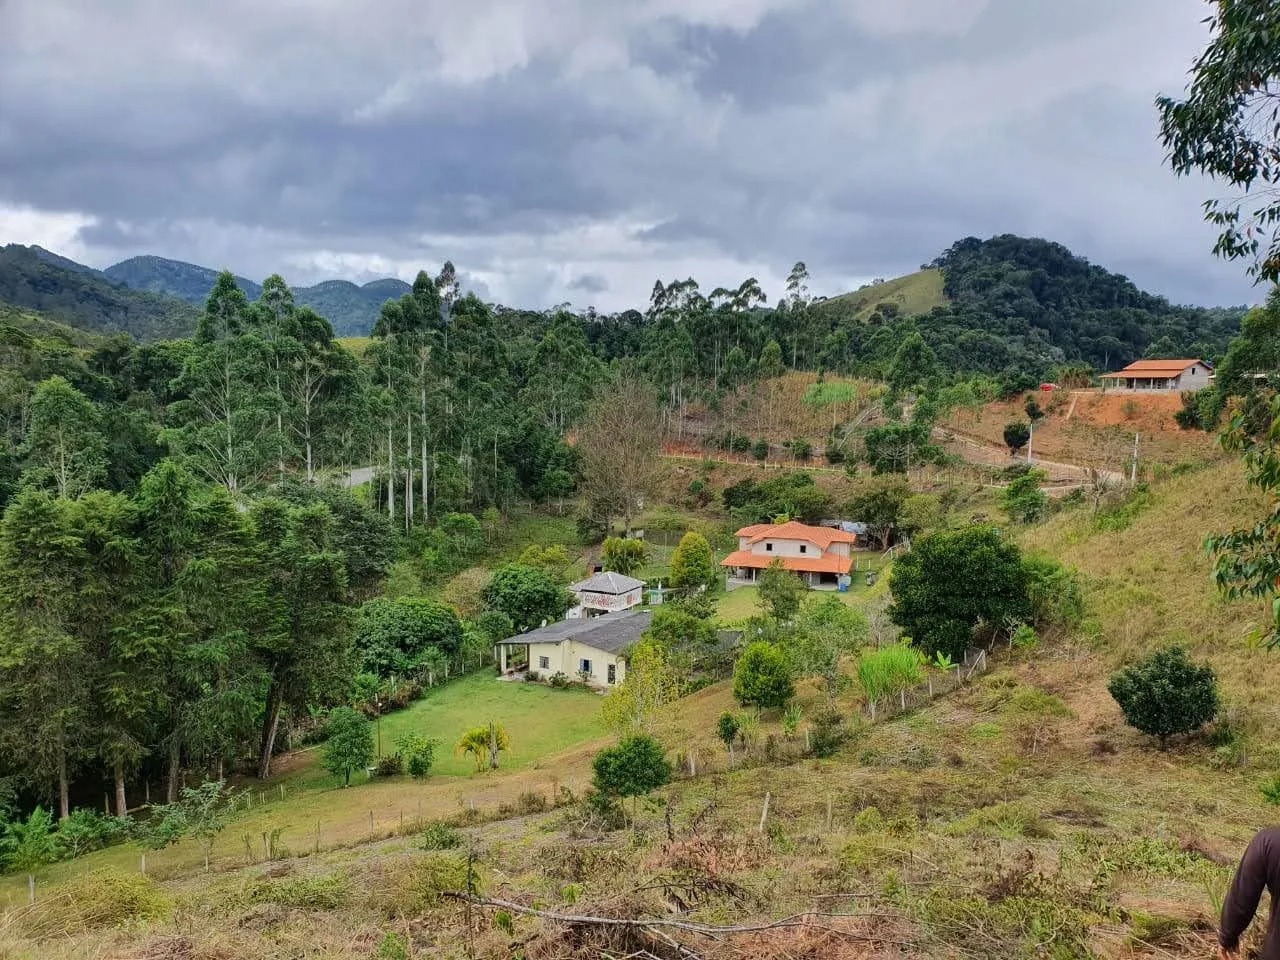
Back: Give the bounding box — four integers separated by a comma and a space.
405, 413, 413, 530
420, 382, 429, 520
386, 425, 395, 520
114, 762, 127, 818
57, 744, 69, 820
257, 682, 285, 780
166, 731, 181, 803
488, 721, 499, 770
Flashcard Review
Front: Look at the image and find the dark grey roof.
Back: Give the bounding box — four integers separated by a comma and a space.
502, 609, 653, 656
571, 571, 645, 594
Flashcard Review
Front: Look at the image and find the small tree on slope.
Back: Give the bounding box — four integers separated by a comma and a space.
1107, 646, 1218, 749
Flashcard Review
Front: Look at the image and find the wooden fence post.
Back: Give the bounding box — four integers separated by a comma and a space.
825, 795, 833, 833
369, 810, 374, 832
314, 820, 320, 854
758, 792, 771, 834
28, 874, 34, 904
141, 853, 147, 875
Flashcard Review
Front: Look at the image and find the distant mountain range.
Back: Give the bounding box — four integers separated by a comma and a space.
11, 247, 412, 338
101, 255, 411, 336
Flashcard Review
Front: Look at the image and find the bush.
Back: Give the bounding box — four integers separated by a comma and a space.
376, 753, 404, 776
1003, 421, 1030, 455
56, 810, 131, 859
1000, 470, 1048, 524
418, 822, 463, 850
808, 705, 848, 758
592, 735, 672, 802
397, 734, 438, 779
1022, 554, 1084, 630
752, 439, 769, 460
732, 642, 795, 710
1108, 646, 1219, 748
602, 536, 649, 577
548, 671, 570, 688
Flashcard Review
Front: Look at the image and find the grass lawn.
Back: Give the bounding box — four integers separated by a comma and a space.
276, 671, 606, 791
716, 559, 891, 625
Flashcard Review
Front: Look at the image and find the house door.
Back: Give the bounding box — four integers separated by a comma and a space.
607, 664, 616, 684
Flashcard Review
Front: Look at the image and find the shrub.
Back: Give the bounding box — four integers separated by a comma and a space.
1000, 470, 1048, 524
418, 822, 463, 850
376, 753, 404, 777
732, 642, 794, 710
808, 705, 847, 758
455, 723, 510, 771
602, 536, 649, 577
56, 810, 131, 860
1108, 646, 1219, 748
397, 734, 438, 779
716, 712, 740, 758
592, 735, 672, 806
1, 807, 60, 873
548, 671, 570, 688
752, 439, 769, 460
1022, 554, 1085, 630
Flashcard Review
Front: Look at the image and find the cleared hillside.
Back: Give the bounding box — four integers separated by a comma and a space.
817, 267, 948, 322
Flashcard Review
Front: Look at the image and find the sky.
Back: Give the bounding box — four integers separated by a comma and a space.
0, 0, 1257, 310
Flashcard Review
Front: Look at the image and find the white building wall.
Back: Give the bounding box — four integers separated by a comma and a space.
747, 538, 823, 559
525, 641, 626, 688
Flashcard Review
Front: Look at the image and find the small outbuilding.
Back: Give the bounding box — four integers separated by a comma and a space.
497, 609, 652, 689
568, 571, 645, 618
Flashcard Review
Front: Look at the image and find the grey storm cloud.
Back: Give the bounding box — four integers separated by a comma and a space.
0, 0, 1258, 310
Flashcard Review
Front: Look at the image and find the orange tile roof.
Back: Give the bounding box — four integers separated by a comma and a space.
733, 520, 858, 549
1100, 358, 1206, 378
720, 549, 853, 575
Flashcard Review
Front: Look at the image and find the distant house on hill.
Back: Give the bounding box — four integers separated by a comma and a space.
497, 609, 652, 688
721, 520, 858, 588
567, 571, 645, 618
1100, 358, 1212, 392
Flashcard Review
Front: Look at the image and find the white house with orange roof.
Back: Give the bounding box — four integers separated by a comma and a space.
1099, 358, 1213, 392
720, 520, 858, 588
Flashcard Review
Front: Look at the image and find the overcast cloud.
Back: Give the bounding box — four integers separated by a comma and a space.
0, 0, 1256, 309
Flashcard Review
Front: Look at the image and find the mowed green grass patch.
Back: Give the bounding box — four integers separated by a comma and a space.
280, 671, 608, 790
716, 560, 890, 625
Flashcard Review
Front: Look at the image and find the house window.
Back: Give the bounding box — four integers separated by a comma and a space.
538, 656, 550, 670
607, 664, 617, 684
579, 658, 593, 676
799, 544, 807, 554
765, 542, 773, 552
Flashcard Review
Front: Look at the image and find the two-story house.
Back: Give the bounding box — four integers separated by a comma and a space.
720, 520, 858, 588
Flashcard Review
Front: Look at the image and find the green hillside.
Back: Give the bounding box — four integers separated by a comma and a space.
817, 267, 948, 321
105, 255, 262, 302
0, 245, 198, 340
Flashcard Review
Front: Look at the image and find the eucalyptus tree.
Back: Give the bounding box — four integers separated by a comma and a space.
251, 274, 302, 480
18, 375, 107, 498
169, 276, 273, 494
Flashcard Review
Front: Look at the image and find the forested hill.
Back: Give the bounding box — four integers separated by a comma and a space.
105, 256, 412, 336
925, 235, 1243, 373
0, 245, 199, 340
105, 255, 263, 302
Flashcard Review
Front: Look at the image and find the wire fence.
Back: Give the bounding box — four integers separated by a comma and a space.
862, 647, 990, 722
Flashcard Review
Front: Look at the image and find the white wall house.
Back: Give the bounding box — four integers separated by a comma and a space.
496, 609, 652, 689
720, 520, 858, 588
1099, 359, 1213, 391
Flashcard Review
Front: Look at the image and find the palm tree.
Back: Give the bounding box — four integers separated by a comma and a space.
455, 722, 510, 772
